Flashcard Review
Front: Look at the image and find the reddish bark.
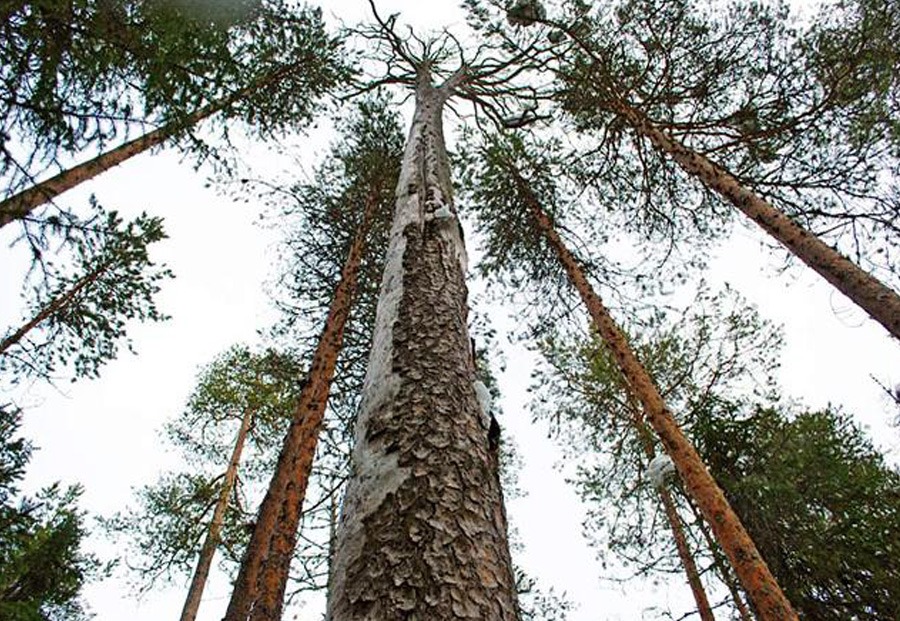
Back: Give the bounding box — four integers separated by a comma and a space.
634, 421, 715, 621
0, 70, 288, 229
612, 100, 900, 341
519, 175, 797, 620
223, 191, 377, 621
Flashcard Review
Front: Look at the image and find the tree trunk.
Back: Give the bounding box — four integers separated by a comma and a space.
518, 175, 797, 621
223, 191, 377, 621
612, 100, 900, 341
634, 421, 715, 621
179, 403, 255, 621
0, 260, 109, 356
326, 70, 519, 621
0, 69, 287, 229
689, 498, 755, 621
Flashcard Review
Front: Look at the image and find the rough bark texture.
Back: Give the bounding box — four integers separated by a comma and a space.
0, 260, 109, 355
327, 73, 519, 621
521, 178, 797, 621
612, 101, 900, 341
634, 421, 715, 621
0, 69, 286, 228
223, 193, 375, 621
180, 404, 255, 621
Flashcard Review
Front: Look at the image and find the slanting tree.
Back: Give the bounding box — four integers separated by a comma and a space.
462, 130, 796, 619
0, 0, 348, 229
0, 206, 172, 384
528, 284, 782, 619
472, 0, 900, 340
223, 96, 402, 621
103, 345, 304, 620
0, 405, 101, 621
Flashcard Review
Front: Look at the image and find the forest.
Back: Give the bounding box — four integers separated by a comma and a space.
0, 0, 898, 619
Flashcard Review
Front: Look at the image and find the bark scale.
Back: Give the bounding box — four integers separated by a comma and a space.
223, 192, 377, 621
0, 260, 109, 356
612, 101, 900, 341
326, 72, 519, 620
180, 404, 255, 621
0, 69, 287, 228
519, 176, 797, 620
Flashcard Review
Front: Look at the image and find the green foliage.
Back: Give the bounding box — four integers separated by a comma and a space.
530, 287, 781, 616
264, 93, 404, 420
1, 204, 172, 384
804, 0, 900, 154
459, 131, 569, 291
492, 0, 900, 281
533, 280, 900, 618
0, 0, 350, 195
694, 406, 900, 620
0, 406, 100, 621
103, 345, 303, 590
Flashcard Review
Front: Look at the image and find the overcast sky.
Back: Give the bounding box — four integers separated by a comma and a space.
2, 1, 899, 620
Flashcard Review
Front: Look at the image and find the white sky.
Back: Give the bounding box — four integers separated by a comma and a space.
2, 1, 899, 620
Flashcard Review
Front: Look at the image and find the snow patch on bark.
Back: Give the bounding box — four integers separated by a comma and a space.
430, 203, 452, 219
647, 453, 676, 487
473, 380, 492, 429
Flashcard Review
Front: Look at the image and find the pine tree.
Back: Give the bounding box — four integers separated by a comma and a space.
463, 131, 796, 619
103, 346, 304, 607
1, 1, 348, 228
0, 206, 171, 384
223, 97, 402, 621
528, 285, 782, 619
472, 0, 900, 339
0, 405, 101, 621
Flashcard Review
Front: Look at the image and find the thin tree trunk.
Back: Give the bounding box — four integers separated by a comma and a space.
180, 403, 255, 621
688, 497, 755, 621
0, 69, 287, 229
612, 100, 900, 341
633, 420, 715, 621
223, 191, 377, 621
326, 69, 519, 620
518, 174, 797, 620
0, 260, 109, 355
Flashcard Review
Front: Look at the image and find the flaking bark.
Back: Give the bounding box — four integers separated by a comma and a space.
612, 101, 900, 341
517, 173, 797, 620
223, 191, 377, 621
327, 70, 519, 621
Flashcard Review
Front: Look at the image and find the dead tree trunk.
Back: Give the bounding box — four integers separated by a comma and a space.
0, 70, 287, 229
180, 403, 255, 621
326, 68, 519, 621
223, 191, 377, 621
612, 100, 900, 341
518, 174, 796, 620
